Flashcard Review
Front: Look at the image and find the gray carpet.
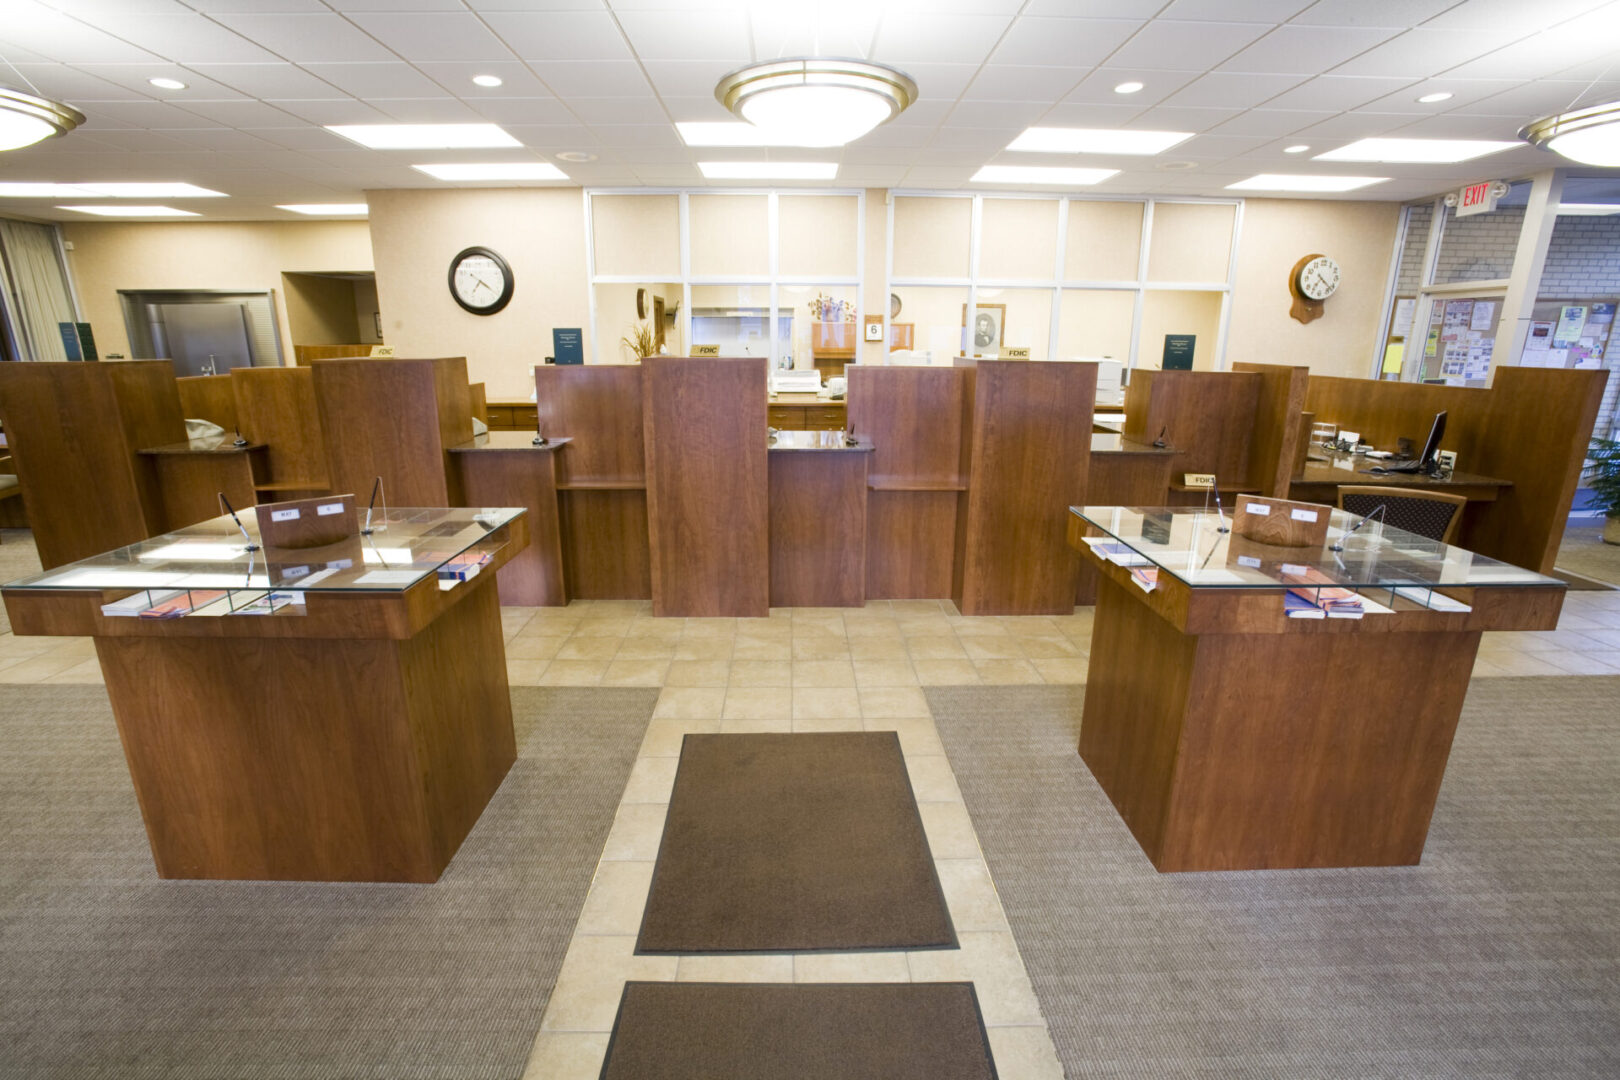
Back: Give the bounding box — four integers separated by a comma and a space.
928, 679, 1620, 1079
0, 529, 43, 636
0, 684, 656, 1080
1554, 521, 1620, 588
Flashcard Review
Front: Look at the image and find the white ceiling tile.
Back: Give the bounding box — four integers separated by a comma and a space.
832, 165, 910, 185
1062, 68, 1202, 107
415, 62, 556, 98
1022, 0, 1175, 15
1162, 72, 1307, 109
1105, 20, 1274, 70
187, 64, 348, 99
840, 146, 922, 165
1035, 101, 1157, 126
262, 98, 395, 125
159, 128, 282, 152
183, 0, 331, 9
929, 126, 1022, 151
370, 98, 486, 123
1217, 25, 1404, 75
870, 12, 1016, 65
322, 0, 466, 9
1387, 113, 1537, 139
616, 10, 754, 61
587, 124, 684, 149
176, 100, 306, 127
206, 14, 398, 64
750, 6, 883, 60
1445, 80, 1616, 118
466, 0, 607, 9
1290, 111, 1416, 139
68, 129, 199, 152
962, 66, 1088, 103
1328, 28, 1529, 78
883, 99, 955, 129
659, 97, 733, 122
945, 101, 1049, 128
1259, 75, 1418, 111
1207, 108, 1336, 136
1171, 133, 1274, 159
530, 61, 652, 98
1159, 0, 1312, 19
1419, 0, 1613, 29
44, 0, 197, 14
568, 98, 667, 124
301, 63, 444, 99
641, 60, 738, 100
897, 64, 982, 104
988, 17, 1143, 67
496, 124, 601, 148
0, 3, 164, 63
1126, 105, 1247, 131
850, 124, 937, 149
79, 13, 285, 64
242, 126, 359, 151
1288, 0, 1458, 27
6, 64, 153, 102
345, 13, 514, 62
482, 12, 633, 62
76, 64, 254, 99
1359, 78, 1523, 114
465, 98, 576, 125
77, 100, 227, 128
1442, 8, 1620, 80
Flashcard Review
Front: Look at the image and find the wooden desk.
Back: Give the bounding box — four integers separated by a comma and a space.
1290, 451, 1512, 505
450, 431, 570, 606
768, 430, 874, 607
768, 394, 846, 432
138, 437, 267, 532
1068, 508, 1563, 872
1, 508, 529, 883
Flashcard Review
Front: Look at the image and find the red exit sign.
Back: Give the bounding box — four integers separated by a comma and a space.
1457, 180, 1500, 217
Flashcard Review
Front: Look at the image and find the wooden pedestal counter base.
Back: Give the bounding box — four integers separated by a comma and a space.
2, 513, 530, 883
1069, 522, 1562, 872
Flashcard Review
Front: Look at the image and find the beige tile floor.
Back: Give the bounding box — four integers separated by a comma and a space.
3, 590, 1616, 1079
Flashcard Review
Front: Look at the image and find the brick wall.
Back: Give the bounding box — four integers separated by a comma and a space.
1394, 202, 1433, 295
1432, 204, 1523, 284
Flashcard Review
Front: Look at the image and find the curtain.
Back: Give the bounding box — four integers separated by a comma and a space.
0, 218, 76, 362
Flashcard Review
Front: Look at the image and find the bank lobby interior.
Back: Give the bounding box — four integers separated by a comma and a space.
1, 2, 1620, 1078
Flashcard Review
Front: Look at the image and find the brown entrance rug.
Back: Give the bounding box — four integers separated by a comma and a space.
635, 732, 955, 953
600, 982, 998, 1080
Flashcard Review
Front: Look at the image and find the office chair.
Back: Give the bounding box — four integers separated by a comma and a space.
1337, 485, 1467, 545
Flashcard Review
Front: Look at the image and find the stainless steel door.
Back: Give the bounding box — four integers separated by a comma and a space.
153, 303, 253, 376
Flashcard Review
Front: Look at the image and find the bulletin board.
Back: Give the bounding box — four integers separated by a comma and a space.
1378, 294, 1418, 380
1418, 295, 1503, 386
1518, 298, 1616, 372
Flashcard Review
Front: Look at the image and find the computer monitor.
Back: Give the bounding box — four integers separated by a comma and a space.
1416, 410, 1447, 472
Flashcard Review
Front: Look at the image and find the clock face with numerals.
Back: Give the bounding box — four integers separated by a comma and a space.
448, 246, 514, 315
1296, 254, 1341, 301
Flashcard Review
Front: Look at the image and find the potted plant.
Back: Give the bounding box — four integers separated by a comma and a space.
1585, 437, 1620, 545
620, 321, 657, 363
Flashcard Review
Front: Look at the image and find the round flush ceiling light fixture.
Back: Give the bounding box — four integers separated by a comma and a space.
0, 86, 85, 152
1416, 91, 1452, 104
1113, 81, 1144, 95
472, 74, 503, 88
715, 58, 917, 148
556, 150, 596, 162
1522, 100, 1620, 166
149, 77, 187, 91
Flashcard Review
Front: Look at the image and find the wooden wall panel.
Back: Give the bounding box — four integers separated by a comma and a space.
312, 356, 472, 507
0, 361, 183, 568
145, 451, 260, 533
469, 382, 487, 426
1124, 370, 1260, 486
535, 365, 646, 485
293, 344, 371, 365
1076, 450, 1177, 605
866, 491, 959, 599
177, 374, 239, 432
642, 356, 768, 616
558, 490, 651, 599
846, 367, 970, 486
956, 360, 1097, 615
231, 367, 329, 490
454, 445, 567, 606
769, 451, 868, 607
1233, 362, 1309, 497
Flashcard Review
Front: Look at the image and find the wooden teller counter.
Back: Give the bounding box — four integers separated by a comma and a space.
451, 356, 1098, 617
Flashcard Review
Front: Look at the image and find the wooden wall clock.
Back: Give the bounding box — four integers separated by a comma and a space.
1288, 253, 1340, 325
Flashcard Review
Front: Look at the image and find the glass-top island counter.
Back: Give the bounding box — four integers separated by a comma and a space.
0, 506, 532, 885
1065, 503, 1563, 875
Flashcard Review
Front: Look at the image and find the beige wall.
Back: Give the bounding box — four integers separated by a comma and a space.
1225, 198, 1400, 378
366, 187, 590, 400
61, 219, 373, 361
282, 272, 359, 346
354, 277, 382, 344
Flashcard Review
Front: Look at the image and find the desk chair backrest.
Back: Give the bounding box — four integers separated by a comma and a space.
1337, 485, 1467, 545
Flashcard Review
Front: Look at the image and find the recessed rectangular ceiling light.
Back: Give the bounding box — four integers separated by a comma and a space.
326, 124, 520, 150
0, 182, 225, 198
697, 161, 838, 179
412, 162, 568, 181
1313, 138, 1519, 163
277, 204, 369, 215
971, 165, 1120, 186
59, 205, 200, 216
677, 122, 803, 147
1225, 174, 1389, 192
1006, 127, 1194, 155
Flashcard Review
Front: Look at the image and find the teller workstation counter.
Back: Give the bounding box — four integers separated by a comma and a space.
1, 505, 530, 883
1069, 501, 1564, 873
452, 358, 1100, 616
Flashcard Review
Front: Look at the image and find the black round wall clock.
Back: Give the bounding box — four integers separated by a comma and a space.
448, 246, 514, 315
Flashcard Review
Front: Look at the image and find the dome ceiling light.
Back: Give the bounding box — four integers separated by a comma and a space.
1522, 99, 1620, 167
0, 86, 85, 152
715, 59, 918, 148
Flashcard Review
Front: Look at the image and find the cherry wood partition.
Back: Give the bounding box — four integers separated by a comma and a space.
176, 373, 239, 432
1124, 370, 1261, 500
1232, 362, 1310, 497
0, 360, 184, 569
768, 442, 872, 608
535, 363, 651, 599
1302, 367, 1605, 573
311, 356, 474, 507
953, 359, 1097, 615
451, 433, 569, 606
642, 356, 769, 616
846, 367, 971, 599
231, 366, 330, 494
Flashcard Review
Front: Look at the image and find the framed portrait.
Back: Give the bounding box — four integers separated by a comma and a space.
961, 303, 1005, 354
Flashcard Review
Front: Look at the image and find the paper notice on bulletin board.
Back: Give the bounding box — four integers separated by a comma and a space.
1382, 342, 1404, 374
1444, 300, 1473, 332
1425, 327, 1441, 357
1470, 301, 1496, 330
1555, 305, 1587, 342
1546, 348, 1569, 367
1393, 298, 1416, 337
1526, 321, 1553, 350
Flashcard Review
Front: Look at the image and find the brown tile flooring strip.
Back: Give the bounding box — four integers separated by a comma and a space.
600, 982, 997, 1080
0, 684, 655, 1080
928, 679, 1620, 1077
636, 732, 956, 953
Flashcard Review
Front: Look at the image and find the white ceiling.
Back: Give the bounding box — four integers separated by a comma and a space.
1, 0, 1619, 220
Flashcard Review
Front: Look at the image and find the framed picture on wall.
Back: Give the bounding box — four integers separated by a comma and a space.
962, 303, 1005, 353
